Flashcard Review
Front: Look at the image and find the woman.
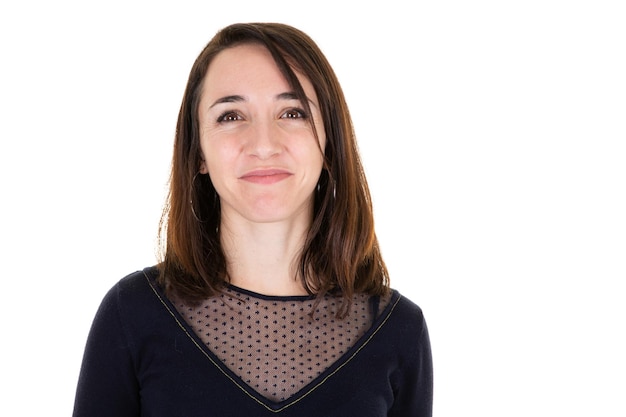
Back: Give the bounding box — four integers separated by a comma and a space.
73, 22, 433, 416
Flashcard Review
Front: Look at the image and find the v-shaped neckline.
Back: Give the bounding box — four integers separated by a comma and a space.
144, 270, 401, 413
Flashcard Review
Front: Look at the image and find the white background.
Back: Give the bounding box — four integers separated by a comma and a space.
1, 1, 624, 416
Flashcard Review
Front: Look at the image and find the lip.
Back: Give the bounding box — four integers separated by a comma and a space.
239, 168, 293, 184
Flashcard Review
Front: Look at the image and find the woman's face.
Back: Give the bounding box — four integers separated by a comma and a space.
197, 43, 326, 226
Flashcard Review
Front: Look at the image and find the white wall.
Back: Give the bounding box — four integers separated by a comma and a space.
1, 1, 624, 415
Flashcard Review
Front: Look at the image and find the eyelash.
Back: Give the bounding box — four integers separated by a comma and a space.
216, 111, 243, 123
281, 108, 308, 120
215, 108, 309, 123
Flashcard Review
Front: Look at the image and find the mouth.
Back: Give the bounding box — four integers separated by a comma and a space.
239, 169, 293, 184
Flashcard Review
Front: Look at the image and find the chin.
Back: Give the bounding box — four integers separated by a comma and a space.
244, 203, 312, 225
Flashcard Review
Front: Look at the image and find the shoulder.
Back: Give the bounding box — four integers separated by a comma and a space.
389, 290, 426, 323
106, 266, 159, 297
97, 268, 144, 301
87, 266, 170, 346
114, 266, 159, 292
383, 290, 429, 344
391, 290, 425, 315
95, 266, 162, 322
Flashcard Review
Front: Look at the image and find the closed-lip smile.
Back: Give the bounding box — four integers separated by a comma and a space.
239, 168, 292, 184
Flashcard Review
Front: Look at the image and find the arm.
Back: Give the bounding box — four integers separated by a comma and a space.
388, 308, 434, 417
72, 284, 140, 417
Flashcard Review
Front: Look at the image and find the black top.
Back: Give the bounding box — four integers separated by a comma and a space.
73, 267, 433, 416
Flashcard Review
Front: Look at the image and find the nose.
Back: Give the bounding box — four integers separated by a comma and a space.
246, 120, 282, 160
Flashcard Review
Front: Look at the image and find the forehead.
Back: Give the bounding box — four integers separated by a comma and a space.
200, 43, 317, 101
205, 43, 280, 86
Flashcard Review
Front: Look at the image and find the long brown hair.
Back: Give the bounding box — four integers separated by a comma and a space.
158, 22, 389, 316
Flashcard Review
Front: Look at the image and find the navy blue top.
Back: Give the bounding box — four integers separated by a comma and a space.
73, 267, 433, 416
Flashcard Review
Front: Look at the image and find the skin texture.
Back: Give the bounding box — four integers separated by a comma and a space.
197, 43, 327, 295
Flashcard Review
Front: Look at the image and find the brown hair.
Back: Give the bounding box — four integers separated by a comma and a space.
158, 22, 389, 316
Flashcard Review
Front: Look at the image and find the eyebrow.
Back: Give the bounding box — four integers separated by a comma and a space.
209, 92, 317, 109
209, 95, 246, 108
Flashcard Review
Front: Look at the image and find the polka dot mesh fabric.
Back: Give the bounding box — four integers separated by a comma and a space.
174, 286, 391, 402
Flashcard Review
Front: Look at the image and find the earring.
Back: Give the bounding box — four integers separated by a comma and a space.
190, 173, 204, 222
317, 179, 336, 199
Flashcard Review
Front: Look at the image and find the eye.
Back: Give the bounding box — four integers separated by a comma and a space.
280, 108, 308, 120
216, 111, 243, 123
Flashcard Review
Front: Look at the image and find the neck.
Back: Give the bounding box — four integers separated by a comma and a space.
220, 216, 310, 296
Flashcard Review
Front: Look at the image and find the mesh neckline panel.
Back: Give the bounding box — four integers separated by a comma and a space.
173, 285, 391, 402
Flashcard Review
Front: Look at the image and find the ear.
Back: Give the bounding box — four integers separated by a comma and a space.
199, 160, 209, 174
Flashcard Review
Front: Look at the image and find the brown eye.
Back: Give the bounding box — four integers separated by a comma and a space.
217, 111, 243, 123
281, 108, 308, 119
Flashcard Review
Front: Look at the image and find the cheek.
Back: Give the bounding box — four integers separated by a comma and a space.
301, 145, 325, 173
204, 153, 227, 178
315, 131, 327, 164
314, 116, 327, 154
202, 142, 240, 181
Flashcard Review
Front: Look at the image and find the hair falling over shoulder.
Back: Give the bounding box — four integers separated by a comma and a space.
157, 22, 389, 317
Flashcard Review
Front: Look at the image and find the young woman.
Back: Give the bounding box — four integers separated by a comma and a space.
73, 22, 433, 416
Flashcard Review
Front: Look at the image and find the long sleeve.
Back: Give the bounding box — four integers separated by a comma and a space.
72, 282, 140, 417
72, 269, 433, 416
387, 303, 434, 417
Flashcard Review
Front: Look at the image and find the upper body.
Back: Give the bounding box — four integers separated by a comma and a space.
73, 22, 433, 416
72, 267, 432, 416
